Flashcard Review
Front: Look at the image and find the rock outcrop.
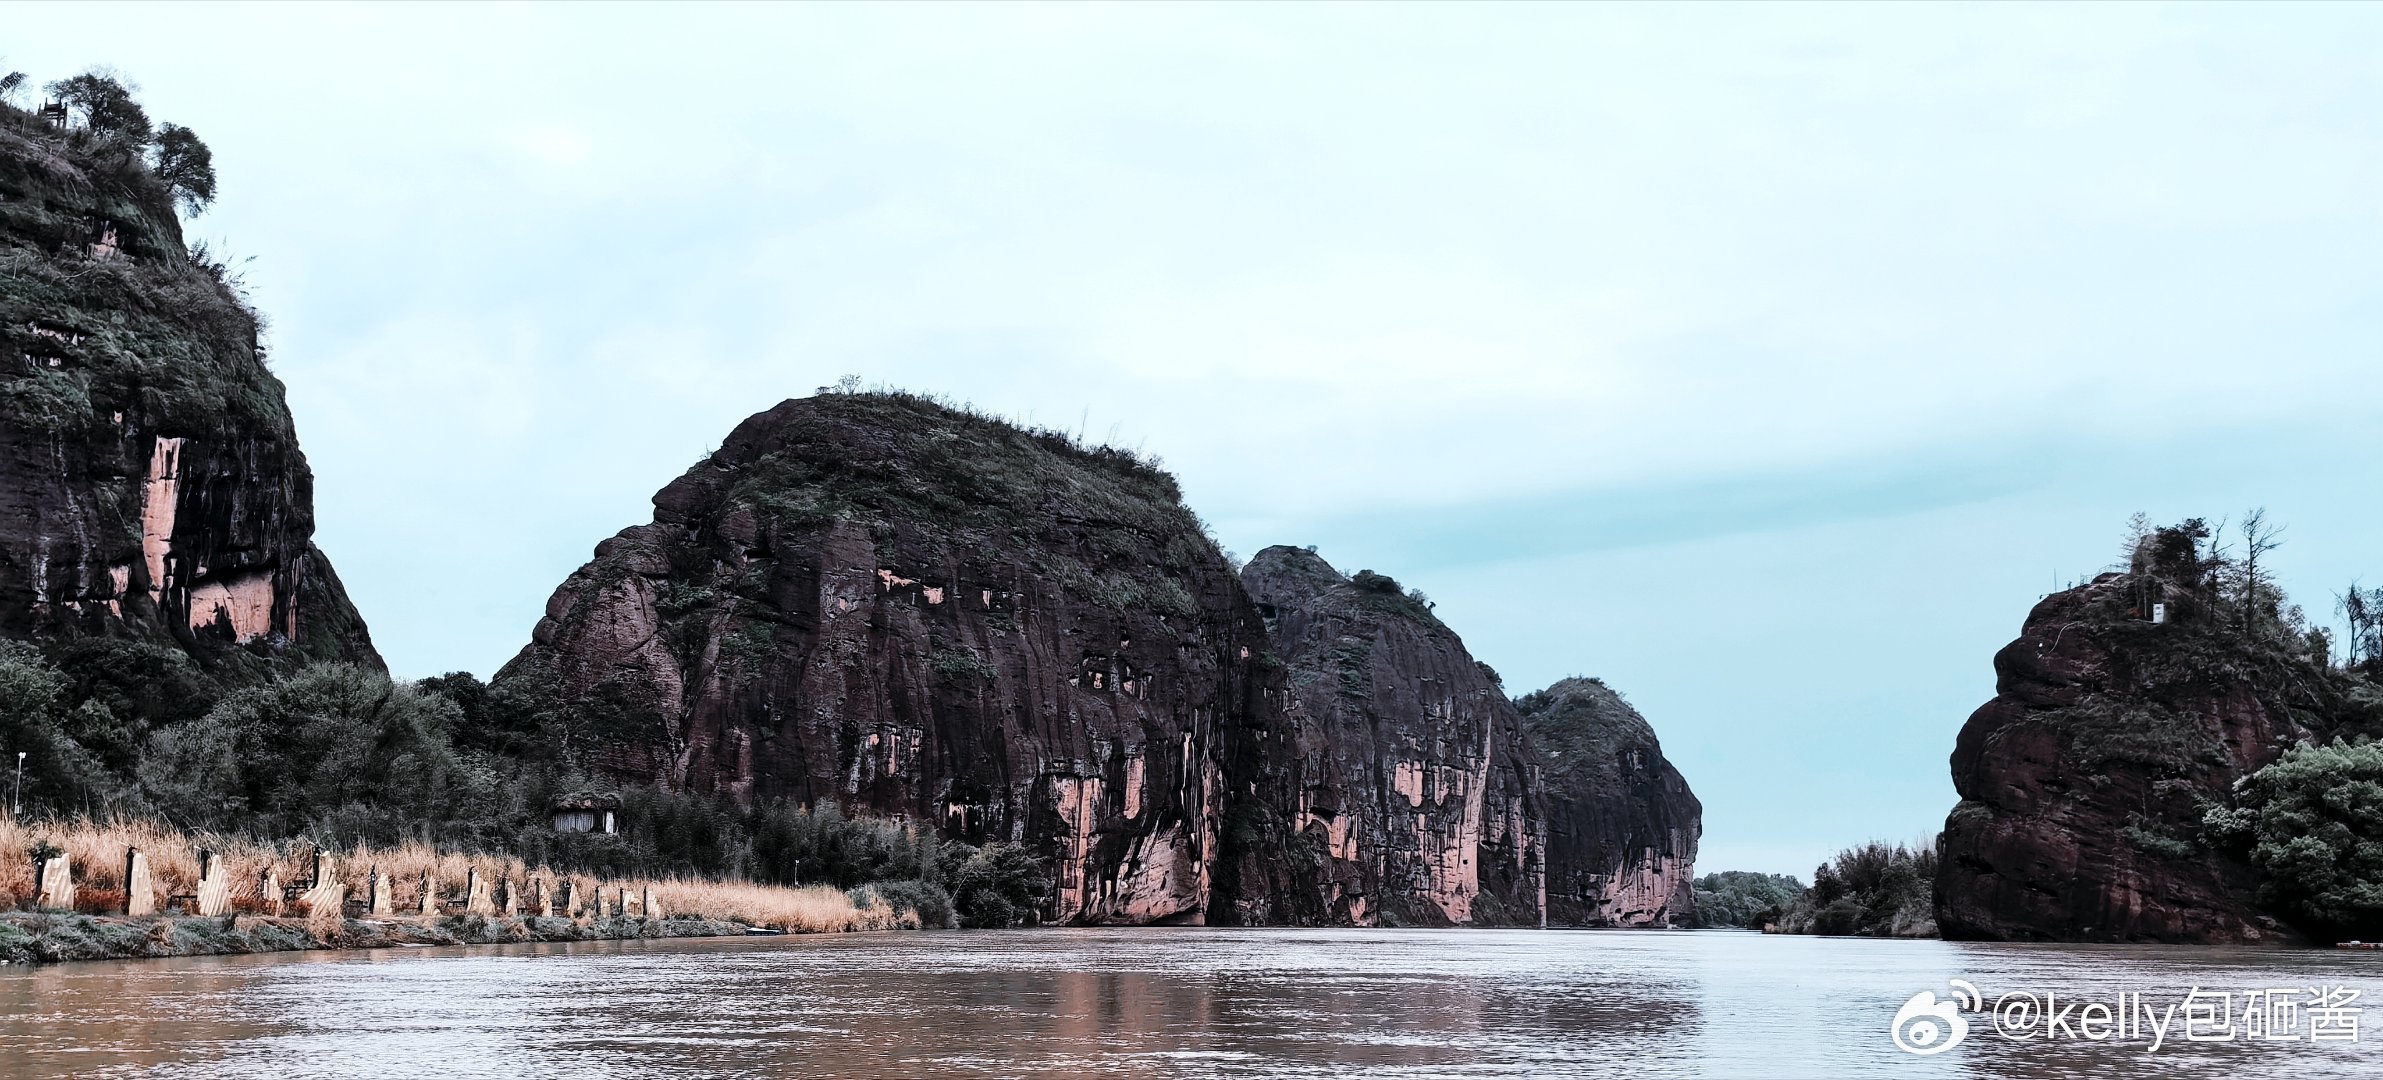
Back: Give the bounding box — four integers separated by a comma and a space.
499, 392, 1705, 927
1515, 677, 1701, 926
496, 393, 1297, 925
1239, 546, 1546, 926
0, 118, 377, 676
1938, 534, 2380, 943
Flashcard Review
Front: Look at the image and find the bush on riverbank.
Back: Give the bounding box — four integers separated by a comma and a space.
1771, 840, 1938, 938
1686, 871, 1805, 929
1, 649, 1042, 929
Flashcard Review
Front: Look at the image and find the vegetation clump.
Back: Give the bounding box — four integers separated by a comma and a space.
2, 650, 1052, 932
1347, 569, 1437, 623
1772, 841, 1939, 938
1686, 870, 1804, 929
706, 387, 1227, 619
2, 65, 282, 442
2204, 740, 2383, 939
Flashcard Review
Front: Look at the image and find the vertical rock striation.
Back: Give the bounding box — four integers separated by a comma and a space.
1238, 546, 1546, 926
0, 119, 377, 674
1515, 677, 1701, 926
498, 393, 1703, 926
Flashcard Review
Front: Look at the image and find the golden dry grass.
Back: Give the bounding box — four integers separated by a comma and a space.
655, 878, 912, 933
0, 812, 896, 931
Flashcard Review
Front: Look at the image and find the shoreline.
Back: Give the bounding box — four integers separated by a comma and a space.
0, 910, 796, 967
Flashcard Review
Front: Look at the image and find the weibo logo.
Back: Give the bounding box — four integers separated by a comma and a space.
1891, 979, 1983, 1055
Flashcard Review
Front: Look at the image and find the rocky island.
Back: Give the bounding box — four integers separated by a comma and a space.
1938, 518, 2383, 943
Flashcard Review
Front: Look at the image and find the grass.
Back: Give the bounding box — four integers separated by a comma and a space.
0, 813, 905, 933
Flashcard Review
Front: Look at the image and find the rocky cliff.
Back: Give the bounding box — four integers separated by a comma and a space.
1937, 532, 2378, 943
499, 392, 1706, 927
0, 118, 377, 677
495, 393, 1299, 925
1238, 546, 1546, 926
1515, 677, 1701, 926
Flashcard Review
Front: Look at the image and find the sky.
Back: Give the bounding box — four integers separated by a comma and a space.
7, 3, 2383, 877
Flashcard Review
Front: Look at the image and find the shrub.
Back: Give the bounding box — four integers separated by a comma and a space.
1810, 897, 1867, 937
848, 878, 954, 929
1775, 839, 1939, 937
1689, 871, 1805, 929
2205, 740, 2383, 937
948, 843, 1050, 928
74, 888, 126, 916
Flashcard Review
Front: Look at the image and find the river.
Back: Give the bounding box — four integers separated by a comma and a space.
1, 927, 2378, 1078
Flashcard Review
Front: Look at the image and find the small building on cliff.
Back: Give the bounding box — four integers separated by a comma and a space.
550, 792, 621, 834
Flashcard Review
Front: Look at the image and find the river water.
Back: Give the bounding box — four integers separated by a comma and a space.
2, 927, 2378, 1078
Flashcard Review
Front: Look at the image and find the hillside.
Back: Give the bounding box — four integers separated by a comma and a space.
0, 89, 378, 814
494, 391, 1297, 924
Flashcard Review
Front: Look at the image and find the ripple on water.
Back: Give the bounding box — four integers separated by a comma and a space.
2, 929, 2380, 1079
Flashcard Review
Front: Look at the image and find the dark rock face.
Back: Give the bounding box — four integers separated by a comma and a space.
0, 123, 376, 674
1515, 677, 1701, 926
1239, 546, 1546, 926
496, 394, 1298, 925
501, 394, 1706, 927
1937, 570, 2359, 944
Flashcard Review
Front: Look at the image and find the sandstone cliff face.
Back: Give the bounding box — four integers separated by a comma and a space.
496, 394, 1299, 925
500, 393, 1708, 927
1937, 569, 2365, 944
0, 123, 376, 674
1515, 677, 1701, 926
1238, 546, 1545, 926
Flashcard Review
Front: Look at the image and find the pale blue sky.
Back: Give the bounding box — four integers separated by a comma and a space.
8, 3, 2382, 876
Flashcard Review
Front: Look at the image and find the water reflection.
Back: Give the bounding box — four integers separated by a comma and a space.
0, 929, 2377, 1078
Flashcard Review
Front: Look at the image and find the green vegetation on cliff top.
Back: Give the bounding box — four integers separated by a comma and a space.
0, 69, 277, 438
663, 387, 1224, 621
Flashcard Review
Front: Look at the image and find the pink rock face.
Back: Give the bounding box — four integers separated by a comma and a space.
1936, 571, 2339, 944
1514, 677, 1702, 928
1240, 546, 1551, 928
186, 571, 279, 642
141, 437, 185, 600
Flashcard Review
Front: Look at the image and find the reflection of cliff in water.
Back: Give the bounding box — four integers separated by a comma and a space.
3, 929, 2374, 1078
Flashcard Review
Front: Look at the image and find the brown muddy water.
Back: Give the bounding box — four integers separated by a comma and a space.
1, 927, 2379, 1078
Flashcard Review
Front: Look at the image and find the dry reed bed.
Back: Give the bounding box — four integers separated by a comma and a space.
0, 815, 903, 933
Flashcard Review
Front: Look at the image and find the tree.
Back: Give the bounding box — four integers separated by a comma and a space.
2340, 583, 2383, 674
1775, 839, 1940, 937
0, 641, 137, 817
1689, 870, 1805, 928
946, 842, 1050, 928
141, 663, 499, 839
2238, 507, 2286, 631
0, 70, 25, 106
2204, 741, 2383, 937
152, 123, 216, 214
45, 70, 152, 147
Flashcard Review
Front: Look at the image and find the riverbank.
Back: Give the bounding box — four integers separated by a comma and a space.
0, 909, 782, 966
2, 816, 926, 957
